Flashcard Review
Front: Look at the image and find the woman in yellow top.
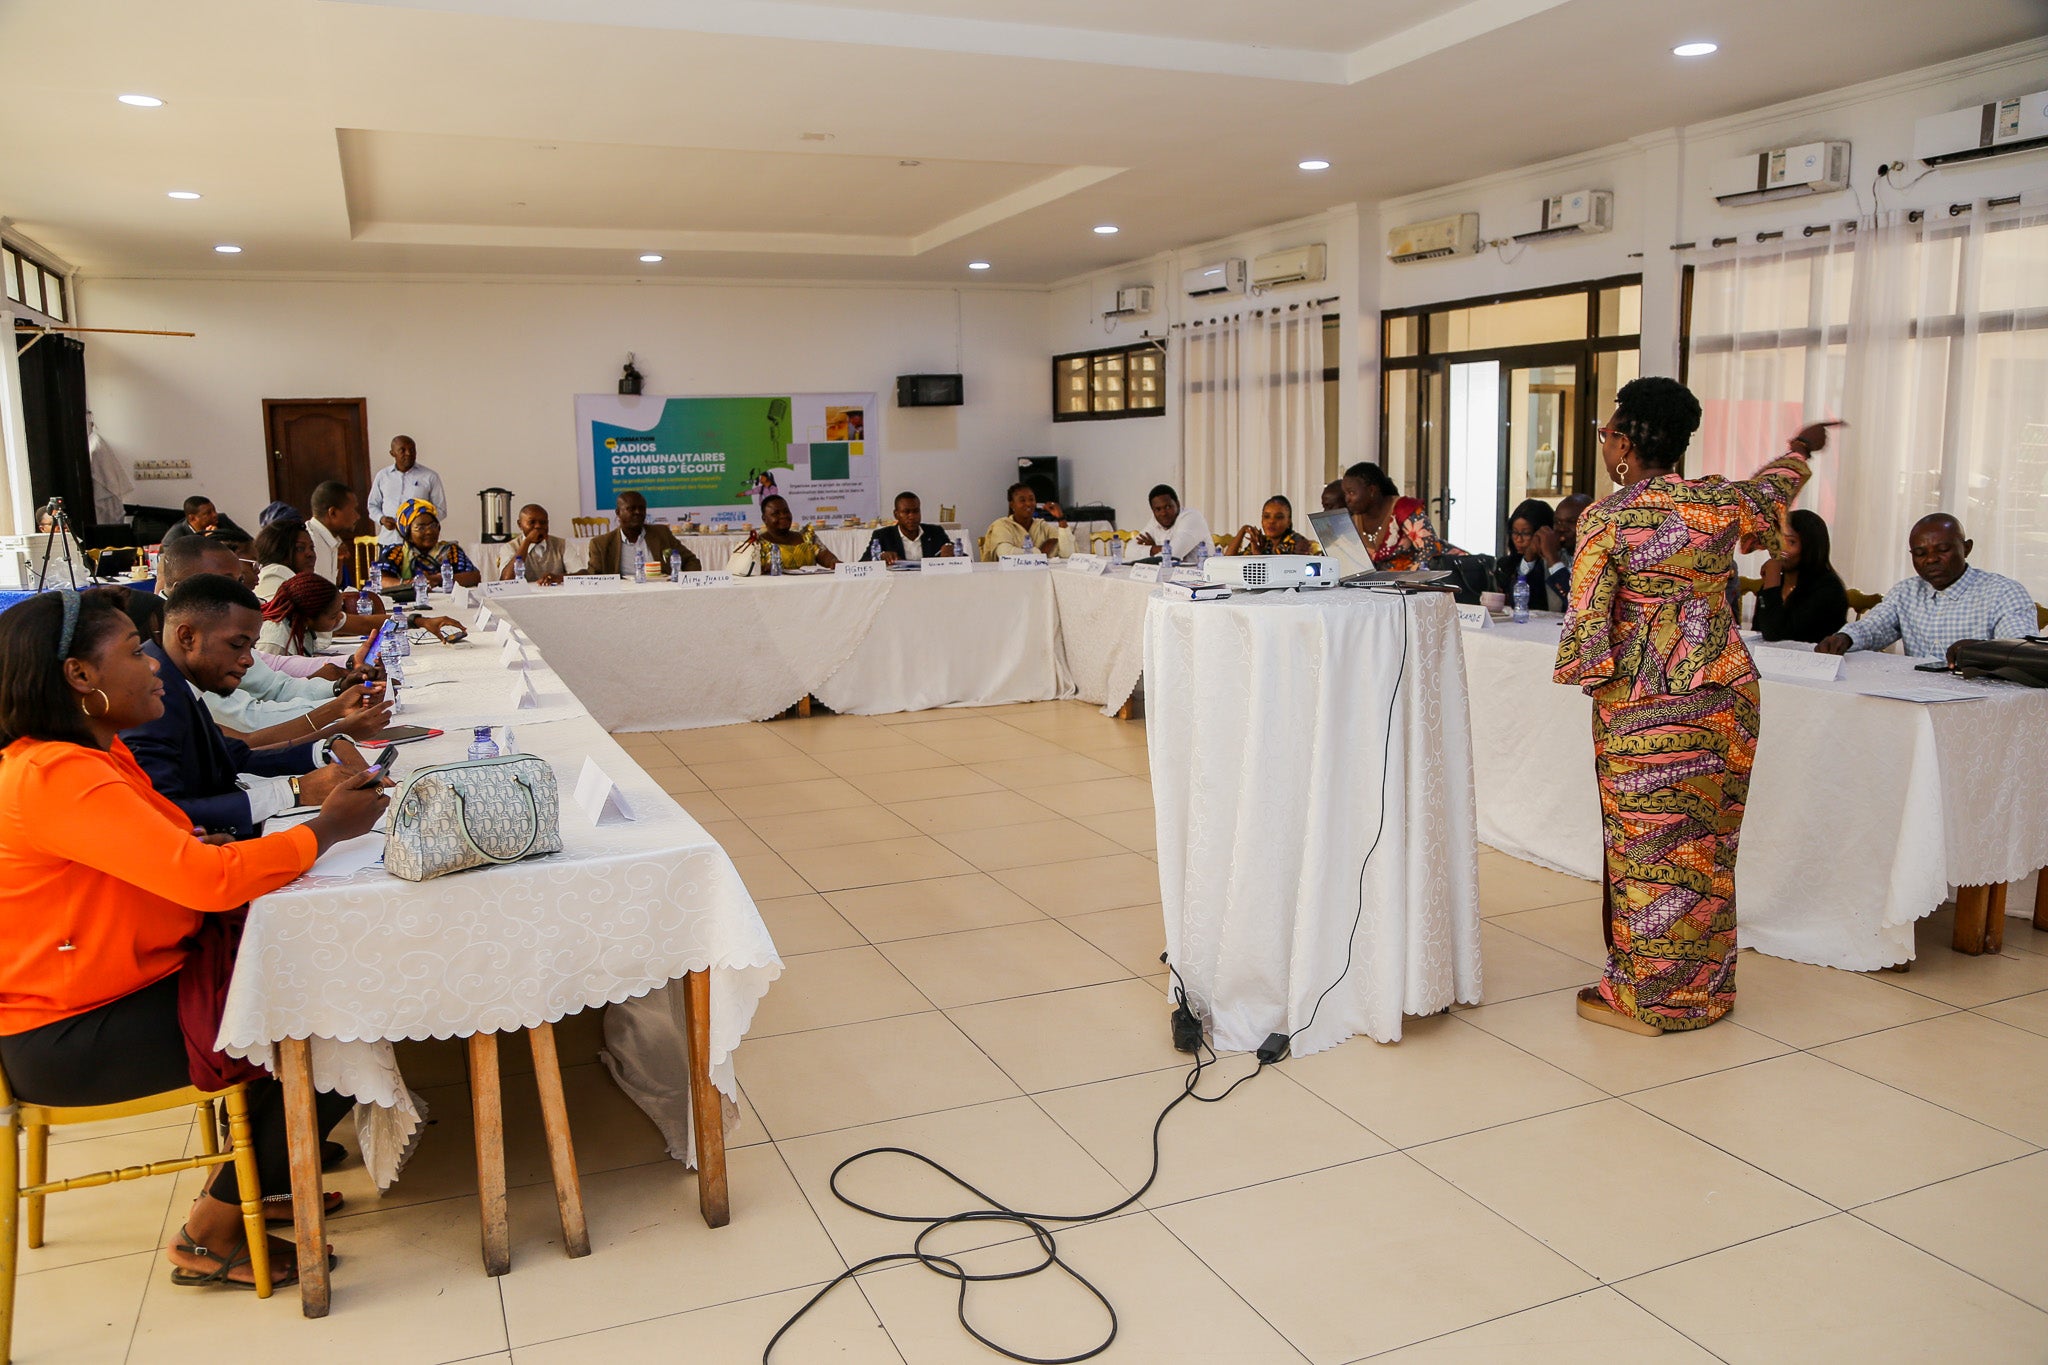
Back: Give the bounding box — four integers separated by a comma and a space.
981, 482, 1073, 560
728, 494, 839, 574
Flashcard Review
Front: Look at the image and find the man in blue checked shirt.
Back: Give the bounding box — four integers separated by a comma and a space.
1818, 513, 2037, 662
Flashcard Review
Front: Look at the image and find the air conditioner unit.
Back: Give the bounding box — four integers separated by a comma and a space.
1105, 286, 1154, 317
1710, 141, 1850, 206
1387, 213, 1480, 263
1914, 88, 2048, 166
1249, 243, 1327, 289
1508, 190, 1613, 243
1182, 258, 1246, 297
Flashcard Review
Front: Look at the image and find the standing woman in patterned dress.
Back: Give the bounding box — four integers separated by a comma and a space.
1554, 377, 1836, 1034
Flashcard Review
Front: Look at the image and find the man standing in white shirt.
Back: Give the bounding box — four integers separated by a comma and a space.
364, 435, 448, 545
1132, 484, 1212, 559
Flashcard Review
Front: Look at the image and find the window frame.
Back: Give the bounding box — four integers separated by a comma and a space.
1051, 340, 1168, 423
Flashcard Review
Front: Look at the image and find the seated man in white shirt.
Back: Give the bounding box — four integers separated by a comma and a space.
871, 492, 955, 563
981, 482, 1074, 560
1816, 513, 2037, 661
1131, 484, 1213, 560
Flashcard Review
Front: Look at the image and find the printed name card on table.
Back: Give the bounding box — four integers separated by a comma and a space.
508, 670, 538, 710
834, 561, 885, 579
572, 756, 635, 826
673, 571, 734, 589
921, 557, 972, 576
1752, 645, 1845, 683
479, 581, 532, 599
1126, 564, 1162, 583
1455, 603, 1493, 631
1064, 554, 1108, 576
500, 637, 530, 670
997, 553, 1050, 570
1169, 567, 1209, 586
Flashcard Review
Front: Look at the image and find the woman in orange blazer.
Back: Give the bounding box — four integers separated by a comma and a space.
0, 588, 386, 1289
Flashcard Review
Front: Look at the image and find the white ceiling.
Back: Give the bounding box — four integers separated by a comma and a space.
2, 0, 2041, 285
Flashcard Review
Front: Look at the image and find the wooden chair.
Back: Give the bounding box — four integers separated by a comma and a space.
938, 505, 957, 523
353, 535, 382, 589
1845, 588, 1884, 619
571, 517, 610, 538
0, 1066, 273, 1362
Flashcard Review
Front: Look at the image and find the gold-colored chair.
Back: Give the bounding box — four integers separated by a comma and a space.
571, 517, 610, 538
1089, 531, 1118, 551
0, 1066, 273, 1361
938, 505, 957, 523
2035, 602, 2045, 631
1845, 588, 1883, 619
352, 535, 383, 590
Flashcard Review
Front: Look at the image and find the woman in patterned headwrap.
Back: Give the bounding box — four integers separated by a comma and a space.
1555, 377, 1837, 1034
375, 500, 479, 588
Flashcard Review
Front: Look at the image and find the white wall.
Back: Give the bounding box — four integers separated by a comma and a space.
78, 278, 1051, 543
1368, 40, 2048, 436
1045, 206, 1362, 527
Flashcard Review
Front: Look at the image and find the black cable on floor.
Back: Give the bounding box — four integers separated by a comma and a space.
763, 588, 1413, 1363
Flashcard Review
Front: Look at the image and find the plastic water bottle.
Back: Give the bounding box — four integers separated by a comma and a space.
1161, 540, 1176, 574
386, 678, 403, 716
355, 584, 374, 616
467, 726, 499, 762
1109, 537, 1124, 566
1512, 576, 1531, 624
769, 543, 784, 576
440, 562, 455, 595
865, 537, 880, 561
412, 568, 429, 602
512, 554, 526, 583
953, 534, 968, 560
667, 549, 681, 580
380, 633, 404, 683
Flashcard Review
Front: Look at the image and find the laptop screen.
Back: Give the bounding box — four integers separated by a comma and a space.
1308, 510, 1375, 579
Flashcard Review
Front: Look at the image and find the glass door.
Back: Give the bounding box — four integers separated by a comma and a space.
1432, 346, 1585, 556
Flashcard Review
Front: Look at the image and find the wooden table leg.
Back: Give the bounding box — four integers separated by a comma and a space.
526, 1023, 590, 1258
278, 1038, 330, 1317
467, 1034, 510, 1276
1984, 882, 2008, 955
796, 694, 812, 718
1953, 885, 1993, 955
2035, 872, 2048, 933
679, 970, 729, 1228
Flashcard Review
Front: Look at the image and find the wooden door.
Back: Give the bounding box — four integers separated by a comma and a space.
262, 398, 370, 532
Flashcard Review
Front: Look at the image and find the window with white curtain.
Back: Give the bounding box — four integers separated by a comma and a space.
1684, 202, 2048, 601
1179, 305, 1326, 535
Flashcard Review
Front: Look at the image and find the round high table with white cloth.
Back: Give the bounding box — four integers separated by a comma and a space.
1145, 587, 1482, 1052
1462, 616, 2048, 968
221, 631, 782, 1188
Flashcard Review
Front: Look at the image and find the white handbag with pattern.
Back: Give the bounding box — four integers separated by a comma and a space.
385, 754, 563, 882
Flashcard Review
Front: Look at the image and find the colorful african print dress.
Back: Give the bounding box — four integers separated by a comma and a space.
1365, 497, 1447, 571
1553, 452, 1810, 1030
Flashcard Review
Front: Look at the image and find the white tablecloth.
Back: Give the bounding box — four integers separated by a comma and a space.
1464, 617, 2048, 969
1147, 588, 1482, 1051
487, 564, 1154, 730
222, 629, 781, 1186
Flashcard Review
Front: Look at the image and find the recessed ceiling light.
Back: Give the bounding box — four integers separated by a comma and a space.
213, 244, 242, 254
1298, 159, 1331, 171
118, 93, 163, 107
1093, 224, 1119, 235
167, 190, 201, 200
967, 261, 992, 271
638, 253, 664, 263
1672, 41, 1718, 57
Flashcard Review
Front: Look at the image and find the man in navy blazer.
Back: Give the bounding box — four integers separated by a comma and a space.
121, 574, 365, 839
869, 492, 956, 563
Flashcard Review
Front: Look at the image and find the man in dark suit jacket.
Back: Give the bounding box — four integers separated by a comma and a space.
121, 574, 364, 839
581, 490, 700, 576
870, 492, 956, 563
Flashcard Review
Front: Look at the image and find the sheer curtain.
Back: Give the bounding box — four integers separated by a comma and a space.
1687, 202, 2048, 599
1180, 307, 1326, 534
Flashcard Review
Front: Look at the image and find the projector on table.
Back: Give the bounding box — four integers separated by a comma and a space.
1201, 554, 1339, 592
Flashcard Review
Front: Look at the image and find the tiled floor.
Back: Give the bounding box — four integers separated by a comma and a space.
21, 700, 2048, 1363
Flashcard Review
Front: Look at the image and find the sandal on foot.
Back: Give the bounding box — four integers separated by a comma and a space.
263, 1190, 345, 1223
1576, 986, 1663, 1037
168, 1225, 299, 1291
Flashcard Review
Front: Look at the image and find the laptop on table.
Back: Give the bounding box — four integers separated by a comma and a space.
1306, 510, 1451, 589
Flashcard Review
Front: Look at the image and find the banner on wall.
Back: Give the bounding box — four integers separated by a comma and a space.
574, 392, 880, 528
